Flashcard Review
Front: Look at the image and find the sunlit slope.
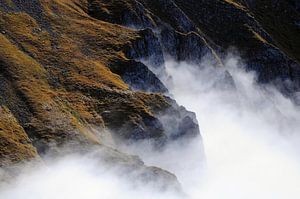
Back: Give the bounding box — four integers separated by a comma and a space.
0, 106, 39, 167
0, 0, 199, 166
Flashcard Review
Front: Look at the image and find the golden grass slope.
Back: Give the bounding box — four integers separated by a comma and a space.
0, 106, 39, 167
0, 0, 176, 164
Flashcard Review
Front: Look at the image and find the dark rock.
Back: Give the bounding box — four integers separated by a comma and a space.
162, 30, 212, 64
93, 0, 300, 97
158, 99, 201, 142
173, 0, 300, 94
124, 28, 165, 69
87, 0, 220, 72
109, 59, 168, 93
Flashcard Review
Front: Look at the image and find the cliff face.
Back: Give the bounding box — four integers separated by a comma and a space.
234, 0, 300, 63
173, 0, 300, 93
89, 0, 300, 96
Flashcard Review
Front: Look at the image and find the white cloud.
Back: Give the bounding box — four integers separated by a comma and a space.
1, 54, 300, 199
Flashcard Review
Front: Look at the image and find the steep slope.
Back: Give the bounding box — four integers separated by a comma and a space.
89, 0, 300, 97
230, 0, 300, 64
0, 106, 39, 167
0, 0, 200, 186
88, 0, 220, 65
171, 0, 300, 93
1, 0, 299, 190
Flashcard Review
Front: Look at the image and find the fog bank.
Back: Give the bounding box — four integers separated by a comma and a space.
162, 55, 300, 199
1, 54, 300, 199
0, 155, 182, 199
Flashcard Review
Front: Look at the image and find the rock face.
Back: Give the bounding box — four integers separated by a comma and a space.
173, 0, 300, 94
88, 0, 300, 97
236, 0, 300, 63
88, 0, 217, 65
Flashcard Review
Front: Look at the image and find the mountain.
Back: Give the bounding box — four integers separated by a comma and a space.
0, 0, 299, 189
88, 0, 300, 94
0, 0, 200, 188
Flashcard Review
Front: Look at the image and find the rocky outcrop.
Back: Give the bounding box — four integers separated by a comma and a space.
88, 0, 219, 65
158, 99, 200, 141
88, 0, 300, 98
160, 29, 213, 64
124, 28, 165, 69
109, 60, 168, 93
82, 146, 182, 192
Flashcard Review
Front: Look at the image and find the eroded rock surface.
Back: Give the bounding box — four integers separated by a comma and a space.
88, 0, 300, 97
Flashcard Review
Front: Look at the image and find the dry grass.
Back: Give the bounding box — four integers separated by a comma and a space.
223, 0, 245, 10
0, 0, 174, 163
0, 106, 39, 166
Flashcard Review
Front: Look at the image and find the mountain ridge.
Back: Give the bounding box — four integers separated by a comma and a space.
0, 0, 299, 190
0, 1, 200, 189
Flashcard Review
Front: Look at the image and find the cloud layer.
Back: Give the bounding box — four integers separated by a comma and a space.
1, 54, 300, 199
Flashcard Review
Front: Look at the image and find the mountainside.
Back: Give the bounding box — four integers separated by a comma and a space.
88, 0, 300, 94
0, 0, 300, 190
173, 0, 300, 92
0, 0, 199, 187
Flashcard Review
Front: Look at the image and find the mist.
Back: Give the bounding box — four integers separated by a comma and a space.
0, 154, 183, 199
1, 54, 300, 199
163, 55, 300, 199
